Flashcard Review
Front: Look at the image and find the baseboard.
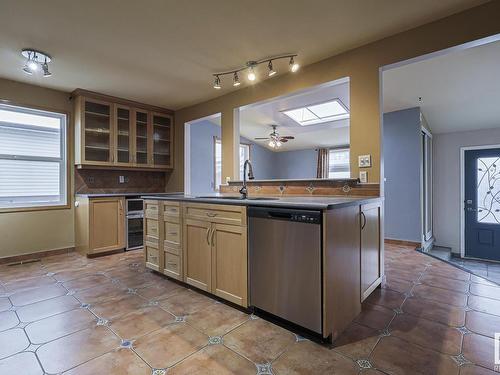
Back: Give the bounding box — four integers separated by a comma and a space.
384, 238, 421, 248
0, 247, 75, 265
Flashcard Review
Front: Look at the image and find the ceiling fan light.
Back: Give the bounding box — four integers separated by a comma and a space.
268, 61, 276, 77
276, 140, 282, 147
268, 140, 275, 148
289, 56, 299, 72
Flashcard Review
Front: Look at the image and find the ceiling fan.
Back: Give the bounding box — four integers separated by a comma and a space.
254, 125, 294, 148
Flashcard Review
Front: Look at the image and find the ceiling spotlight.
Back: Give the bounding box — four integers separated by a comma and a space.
213, 75, 221, 89
233, 72, 240, 87
42, 58, 51, 77
289, 56, 300, 72
21, 49, 52, 77
268, 61, 276, 77
247, 66, 256, 81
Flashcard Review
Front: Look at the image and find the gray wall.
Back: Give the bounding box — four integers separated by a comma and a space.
433, 127, 500, 254
383, 108, 422, 243
190, 120, 311, 194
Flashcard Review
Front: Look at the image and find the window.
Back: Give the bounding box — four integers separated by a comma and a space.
214, 139, 250, 190
282, 99, 350, 126
0, 104, 67, 209
328, 148, 350, 179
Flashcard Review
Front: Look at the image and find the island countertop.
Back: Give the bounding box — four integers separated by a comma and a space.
140, 193, 382, 210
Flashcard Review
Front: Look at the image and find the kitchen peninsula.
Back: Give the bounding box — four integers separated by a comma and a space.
141, 190, 383, 342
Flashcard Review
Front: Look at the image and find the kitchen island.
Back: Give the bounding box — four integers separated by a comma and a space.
141, 194, 383, 342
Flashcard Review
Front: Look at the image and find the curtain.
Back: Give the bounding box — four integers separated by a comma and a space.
316, 148, 329, 178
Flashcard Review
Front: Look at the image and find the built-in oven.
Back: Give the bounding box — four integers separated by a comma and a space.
126, 198, 144, 250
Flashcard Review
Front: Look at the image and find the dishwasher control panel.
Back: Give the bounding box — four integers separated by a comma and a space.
291, 213, 321, 224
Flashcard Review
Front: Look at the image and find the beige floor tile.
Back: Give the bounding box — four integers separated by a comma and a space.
110, 306, 175, 339
135, 280, 183, 301
402, 296, 466, 327
37, 326, 120, 373
0, 297, 11, 312
332, 322, 379, 359
4, 275, 57, 293
0, 310, 19, 331
224, 318, 296, 363
133, 322, 207, 368
63, 274, 112, 292
273, 340, 359, 375
160, 289, 216, 316
9, 284, 68, 306
0, 352, 43, 375
186, 302, 248, 337
73, 282, 128, 305
25, 308, 96, 344
168, 344, 255, 375
90, 294, 146, 320
17, 295, 81, 322
462, 333, 498, 371
64, 348, 150, 375
0, 328, 29, 359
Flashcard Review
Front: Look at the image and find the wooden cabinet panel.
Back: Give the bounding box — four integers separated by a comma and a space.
184, 219, 212, 291
164, 222, 181, 249
152, 113, 173, 168
360, 202, 382, 302
89, 198, 125, 254
146, 246, 160, 272
115, 105, 133, 165
211, 224, 248, 306
164, 252, 181, 279
184, 203, 246, 226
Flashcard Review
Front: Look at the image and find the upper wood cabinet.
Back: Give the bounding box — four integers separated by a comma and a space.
73, 90, 174, 170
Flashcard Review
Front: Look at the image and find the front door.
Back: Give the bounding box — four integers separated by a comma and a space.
464, 148, 500, 261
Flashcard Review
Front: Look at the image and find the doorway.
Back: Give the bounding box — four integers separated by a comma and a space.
462, 146, 500, 262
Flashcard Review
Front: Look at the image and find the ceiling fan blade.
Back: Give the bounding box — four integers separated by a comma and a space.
280, 139, 289, 143
254, 137, 270, 140
281, 136, 295, 139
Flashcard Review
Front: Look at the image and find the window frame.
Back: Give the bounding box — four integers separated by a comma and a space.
213, 137, 252, 191
0, 102, 70, 213
328, 146, 351, 179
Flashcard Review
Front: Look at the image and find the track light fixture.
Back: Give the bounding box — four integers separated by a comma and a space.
211, 54, 298, 89
21, 49, 52, 77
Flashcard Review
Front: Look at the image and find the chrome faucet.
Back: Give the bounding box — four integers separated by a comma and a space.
239, 159, 255, 199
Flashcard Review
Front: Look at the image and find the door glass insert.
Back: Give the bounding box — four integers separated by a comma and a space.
153, 114, 171, 166
136, 111, 148, 164
477, 157, 500, 224
84, 101, 110, 162
117, 108, 130, 163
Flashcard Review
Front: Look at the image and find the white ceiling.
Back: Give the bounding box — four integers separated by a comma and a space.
0, 0, 486, 110
239, 80, 350, 151
383, 39, 500, 134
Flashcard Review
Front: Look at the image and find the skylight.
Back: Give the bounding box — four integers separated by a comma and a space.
282, 99, 349, 126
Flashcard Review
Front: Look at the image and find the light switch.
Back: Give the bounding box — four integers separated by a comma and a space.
359, 171, 368, 183
358, 155, 371, 168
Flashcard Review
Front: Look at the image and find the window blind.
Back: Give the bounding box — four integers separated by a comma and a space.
328, 148, 350, 178
0, 104, 67, 209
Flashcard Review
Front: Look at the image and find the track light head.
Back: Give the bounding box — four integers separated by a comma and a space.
268, 61, 276, 77
213, 76, 221, 89
233, 72, 240, 87
247, 66, 256, 81
289, 56, 299, 72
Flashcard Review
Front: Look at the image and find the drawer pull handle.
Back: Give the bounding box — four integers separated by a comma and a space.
206, 212, 218, 217
167, 262, 177, 266
168, 232, 177, 236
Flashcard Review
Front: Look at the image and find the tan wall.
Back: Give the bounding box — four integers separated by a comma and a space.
0, 78, 74, 258
168, 1, 500, 192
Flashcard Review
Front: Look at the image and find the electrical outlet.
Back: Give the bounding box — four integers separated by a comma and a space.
87, 176, 95, 184
358, 155, 371, 168
119, 175, 125, 184
359, 171, 368, 183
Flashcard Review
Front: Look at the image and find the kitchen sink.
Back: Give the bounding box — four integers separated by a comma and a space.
196, 196, 277, 201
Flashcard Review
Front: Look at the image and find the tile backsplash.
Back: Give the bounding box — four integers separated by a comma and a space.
75, 169, 167, 194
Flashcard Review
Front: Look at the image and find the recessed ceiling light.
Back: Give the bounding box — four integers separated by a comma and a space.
282, 99, 349, 126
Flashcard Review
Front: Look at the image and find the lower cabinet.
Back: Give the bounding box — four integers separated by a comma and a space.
75, 196, 125, 256
144, 200, 161, 271
360, 201, 383, 301
184, 203, 248, 307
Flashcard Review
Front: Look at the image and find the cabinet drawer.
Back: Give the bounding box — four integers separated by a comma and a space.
164, 222, 180, 246
184, 203, 246, 226
164, 252, 180, 274
145, 200, 159, 219
164, 244, 180, 256
163, 202, 180, 218
146, 219, 159, 238
145, 246, 160, 271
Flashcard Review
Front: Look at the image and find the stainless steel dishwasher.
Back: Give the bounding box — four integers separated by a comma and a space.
248, 206, 322, 334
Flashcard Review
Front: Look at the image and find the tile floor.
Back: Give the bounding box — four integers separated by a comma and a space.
0, 243, 500, 374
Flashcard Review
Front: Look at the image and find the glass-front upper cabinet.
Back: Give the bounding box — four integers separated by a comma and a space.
83, 99, 112, 163
152, 113, 173, 168
115, 106, 132, 165
135, 110, 150, 166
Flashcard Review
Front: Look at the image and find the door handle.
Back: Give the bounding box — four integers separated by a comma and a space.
211, 227, 216, 246
206, 227, 211, 245
466, 207, 477, 212
361, 211, 367, 230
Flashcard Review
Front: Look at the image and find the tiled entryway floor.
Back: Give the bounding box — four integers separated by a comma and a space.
1, 244, 500, 374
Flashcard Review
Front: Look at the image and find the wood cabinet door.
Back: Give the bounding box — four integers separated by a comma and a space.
133, 109, 151, 166
211, 223, 248, 307
114, 104, 133, 166
89, 198, 125, 253
82, 98, 114, 165
151, 112, 173, 169
360, 202, 382, 301
183, 219, 212, 291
